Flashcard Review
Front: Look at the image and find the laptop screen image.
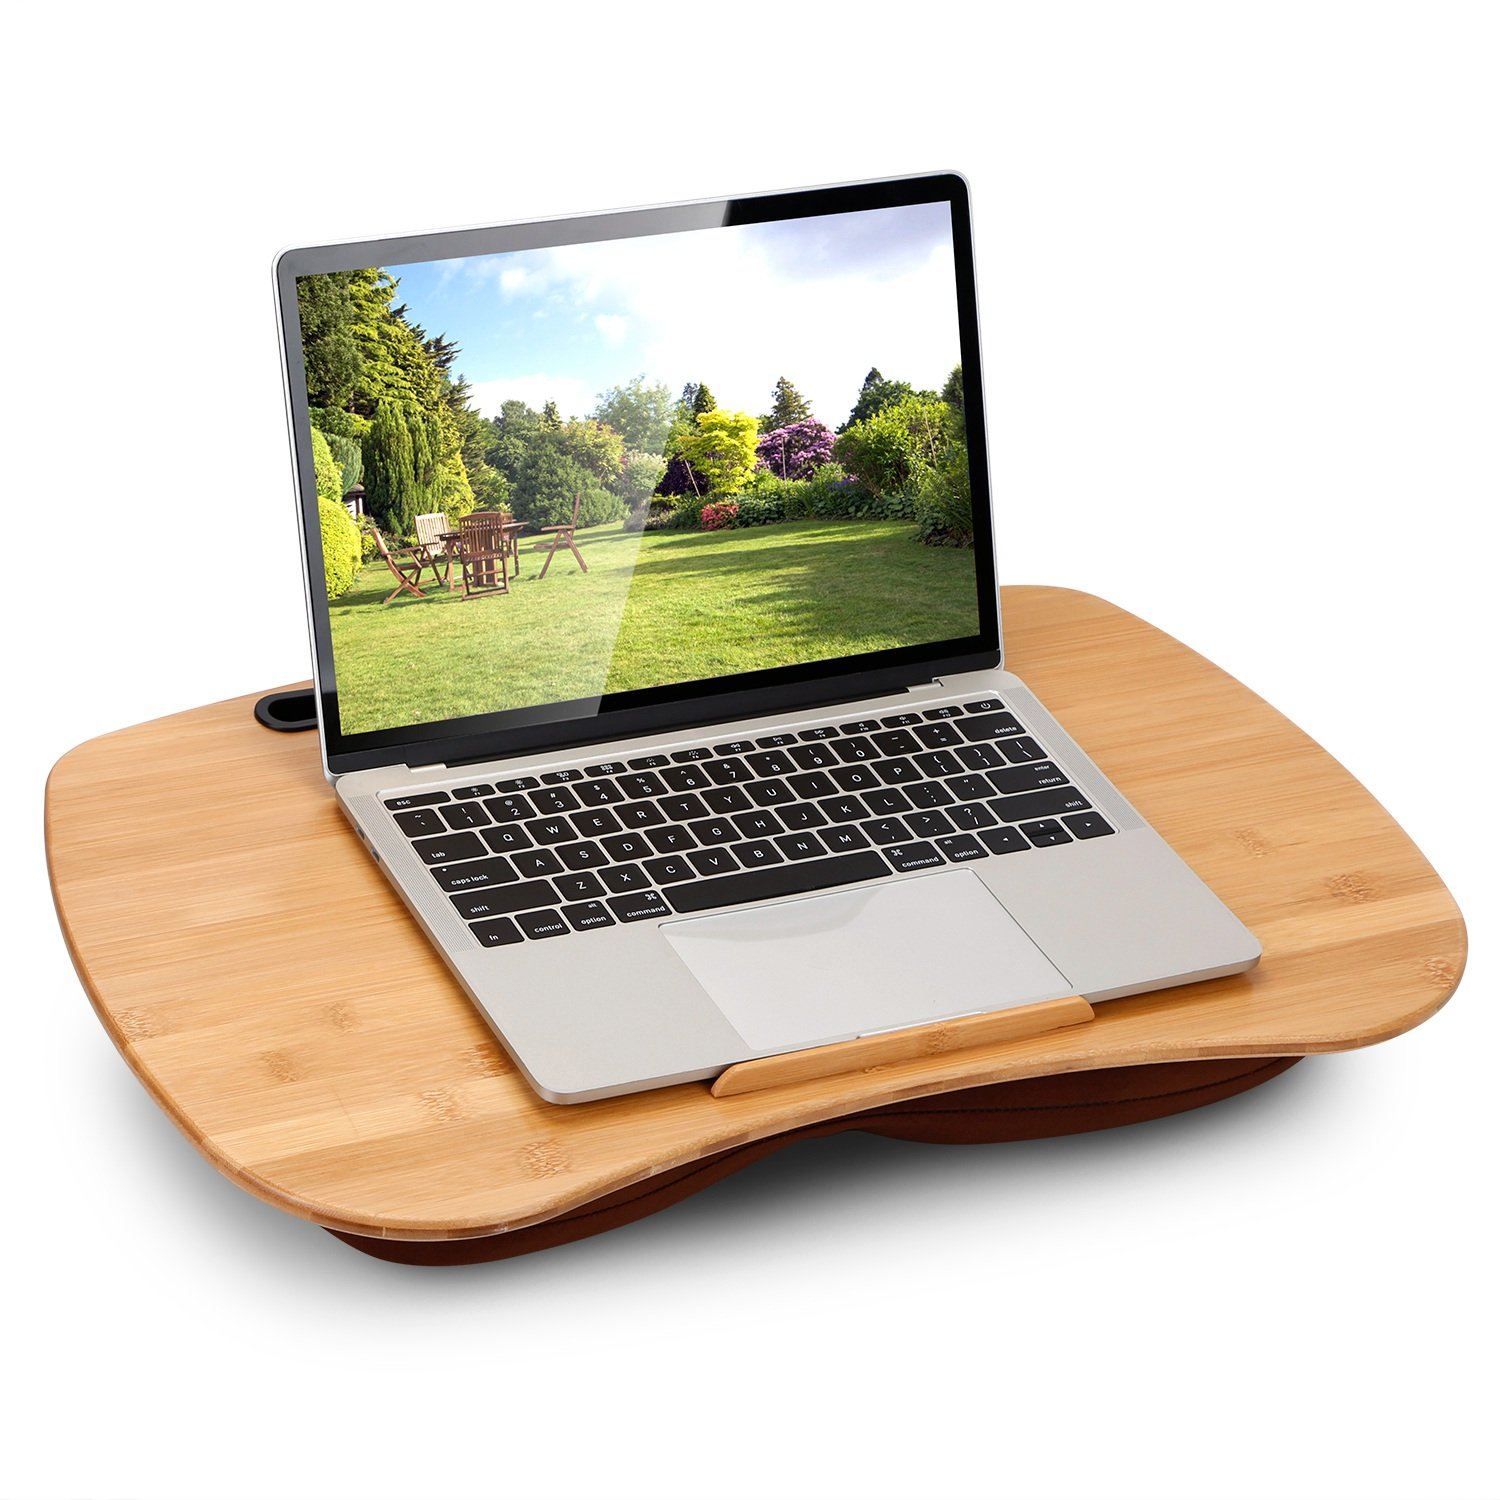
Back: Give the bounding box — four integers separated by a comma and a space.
284, 180, 996, 765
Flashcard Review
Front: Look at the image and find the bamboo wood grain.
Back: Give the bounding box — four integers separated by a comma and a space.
711, 997, 1096, 1097
44, 586, 1467, 1241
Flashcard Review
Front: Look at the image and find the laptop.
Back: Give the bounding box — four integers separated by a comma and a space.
275, 173, 1260, 1104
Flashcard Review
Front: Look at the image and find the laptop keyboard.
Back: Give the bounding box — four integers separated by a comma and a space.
381, 698, 1115, 948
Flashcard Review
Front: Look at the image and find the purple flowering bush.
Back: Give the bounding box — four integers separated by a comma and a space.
755, 419, 835, 481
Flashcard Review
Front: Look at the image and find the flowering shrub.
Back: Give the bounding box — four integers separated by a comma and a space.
700, 501, 739, 531
756, 419, 835, 480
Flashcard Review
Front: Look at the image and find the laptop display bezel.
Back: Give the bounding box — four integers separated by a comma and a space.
275, 173, 1001, 776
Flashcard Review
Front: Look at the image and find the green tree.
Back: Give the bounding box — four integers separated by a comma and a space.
677, 410, 759, 495
362, 400, 417, 535
616, 450, 667, 509
842, 367, 917, 431
309, 427, 344, 507
296, 273, 363, 410
833, 394, 951, 500
940, 363, 964, 420
510, 439, 591, 528
761, 375, 812, 432
591, 375, 674, 453
322, 431, 363, 495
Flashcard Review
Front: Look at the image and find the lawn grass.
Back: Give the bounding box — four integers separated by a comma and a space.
329, 518, 980, 733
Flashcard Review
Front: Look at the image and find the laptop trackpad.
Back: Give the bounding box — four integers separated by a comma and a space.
662, 870, 1074, 1055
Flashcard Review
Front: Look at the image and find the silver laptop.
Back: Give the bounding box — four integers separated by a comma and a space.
275, 173, 1260, 1104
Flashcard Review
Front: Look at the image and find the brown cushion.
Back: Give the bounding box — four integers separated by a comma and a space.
329, 1056, 1299, 1266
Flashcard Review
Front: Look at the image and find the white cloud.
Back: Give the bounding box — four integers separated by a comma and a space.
467, 373, 600, 421
593, 313, 629, 345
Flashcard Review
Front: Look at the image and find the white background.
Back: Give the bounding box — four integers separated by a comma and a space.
5, 5, 1496, 1499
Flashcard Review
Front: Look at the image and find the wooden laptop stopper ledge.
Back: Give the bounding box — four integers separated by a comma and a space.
712, 996, 1096, 1097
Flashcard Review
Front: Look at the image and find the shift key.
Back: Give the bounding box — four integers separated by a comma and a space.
450, 879, 558, 921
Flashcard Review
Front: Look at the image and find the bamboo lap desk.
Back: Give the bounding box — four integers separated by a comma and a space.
45, 587, 1466, 1264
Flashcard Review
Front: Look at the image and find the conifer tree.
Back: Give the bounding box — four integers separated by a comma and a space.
763, 375, 812, 431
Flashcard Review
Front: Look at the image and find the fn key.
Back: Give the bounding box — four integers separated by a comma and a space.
470, 916, 523, 947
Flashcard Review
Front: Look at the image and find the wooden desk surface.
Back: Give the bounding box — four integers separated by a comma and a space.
45, 587, 1466, 1242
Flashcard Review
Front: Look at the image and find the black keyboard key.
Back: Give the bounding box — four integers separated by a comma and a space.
962, 698, 1005, 714
864, 788, 912, 816
554, 871, 605, 901
704, 757, 752, 785
525, 815, 577, 845
394, 808, 444, 838
880, 712, 922, 726
839, 718, 882, 735
732, 839, 784, 868
659, 792, 709, 822
662, 764, 711, 792
703, 786, 752, 814
541, 768, 585, 784
531, 787, 580, 815
482, 823, 534, 855
883, 841, 945, 872
874, 757, 921, 785
431, 855, 517, 892
906, 782, 956, 810
992, 786, 1092, 823
483, 794, 534, 823
441, 799, 491, 830
516, 909, 569, 940
955, 742, 1005, 771
756, 733, 798, 747
913, 749, 963, 778
833, 736, 879, 763
471, 916, 524, 947
798, 725, 840, 741
573, 809, 622, 838
672, 747, 714, 762
493, 776, 540, 793
948, 802, 998, 831
644, 854, 695, 884
689, 847, 740, 877
747, 778, 794, 807
936, 833, 987, 862
451, 879, 557, 920
561, 900, 615, 932
906, 810, 955, 839
831, 764, 881, 793
512, 849, 563, 878
600, 863, 650, 893
1063, 811, 1116, 840
385, 791, 448, 811
1021, 819, 1072, 848
585, 761, 629, 777
861, 817, 911, 846
618, 801, 667, 828
945, 775, 993, 802
788, 743, 838, 770
980, 826, 1030, 856
627, 754, 669, 770
822, 824, 871, 853
989, 761, 1069, 794
618, 771, 668, 800
733, 810, 785, 839
688, 817, 739, 846
786, 770, 836, 800
745, 750, 793, 777
412, 831, 486, 866
819, 794, 868, 823
775, 831, 827, 861
924, 706, 964, 720
646, 825, 698, 854
666, 849, 890, 914
713, 739, 757, 756
779, 802, 828, 830
601, 831, 654, 863
608, 890, 672, 922
913, 721, 962, 748
450, 783, 495, 800
1002, 736, 1046, 764
871, 729, 920, 757
558, 841, 608, 871
960, 711, 1025, 741
575, 779, 625, 807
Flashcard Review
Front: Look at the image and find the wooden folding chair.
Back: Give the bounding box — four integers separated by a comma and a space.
456, 512, 510, 600
413, 513, 455, 589
371, 527, 429, 605
536, 491, 588, 578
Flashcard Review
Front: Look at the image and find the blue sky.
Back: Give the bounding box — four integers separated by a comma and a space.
385, 202, 961, 427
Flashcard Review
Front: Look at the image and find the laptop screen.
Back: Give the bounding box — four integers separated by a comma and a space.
283, 177, 996, 768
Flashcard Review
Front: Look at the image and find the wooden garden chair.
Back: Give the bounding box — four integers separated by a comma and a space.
456, 512, 510, 600
371, 526, 430, 605
413, 512, 456, 589
536, 491, 589, 578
